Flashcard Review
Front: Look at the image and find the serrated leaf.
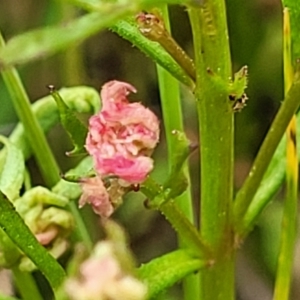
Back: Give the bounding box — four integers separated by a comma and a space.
0, 136, 25, 201
228, 65, 248, 99
138, 249, 206, 299
0, 191, 66, 289
50, 87, 88, 156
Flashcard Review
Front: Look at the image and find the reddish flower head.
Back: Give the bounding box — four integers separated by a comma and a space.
80, 80, 159, 217
79, 176, 113, 218
86, 80, 159, 184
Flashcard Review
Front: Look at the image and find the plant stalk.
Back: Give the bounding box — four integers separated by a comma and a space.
188, 1, 235, 299
156, 5, 199, 299
12, 267, 43, 300
0, 31, 60, 187
273, 8, 298, 300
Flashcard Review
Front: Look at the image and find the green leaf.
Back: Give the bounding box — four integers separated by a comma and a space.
111, 20, 194, 88
0, 227, 21, 268
141, 130, 191, 208
0, 0, 194, 68
0, 191, 66, 290
52, 156, 93, 200
6, 86, 100, 160
49, 87, 88, 156
0, 136, 25, 201
282, 1, 300, 62
163, 130, 191, 200
138, 249, 206, 299
228, 65, 248, 99
241, 106, 300, 236
0, 294, 20, 300
0, 11, 131, 68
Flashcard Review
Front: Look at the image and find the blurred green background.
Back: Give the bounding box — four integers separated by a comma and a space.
0, 0, 299, 299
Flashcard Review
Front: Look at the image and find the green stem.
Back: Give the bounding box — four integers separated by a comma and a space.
159, 200, 210, 258
189, 1, 234, 299
0, 31, 60, 187
233, 73, 300, 234
157, 6, 195, 233
12, 267, 43, 300
273, 8, 298, 300
68, 202, 93, 252
273, 164, 298, 300
156, 5, 199, 300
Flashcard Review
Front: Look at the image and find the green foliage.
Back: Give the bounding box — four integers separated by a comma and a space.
7, 86, 100, 160
111, 20, 194, 87
141, 130, 191, 208
0, 11, 133, 68
138, 249, 206, 299
0, 191, 66, 290
50, 87, 88, 156
0, 136, 24, 201
1, 0, 300, 299
282, 1, 300, 62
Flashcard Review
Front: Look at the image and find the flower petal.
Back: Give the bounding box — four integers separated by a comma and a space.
79, 176, 113, 218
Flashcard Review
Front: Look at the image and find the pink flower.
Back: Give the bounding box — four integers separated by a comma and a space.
85, 80, 159, 184
79, 176, 113, 218
65, 242, 147, 300
79, 80, 159, 217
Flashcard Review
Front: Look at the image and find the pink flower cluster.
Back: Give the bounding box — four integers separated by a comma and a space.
79, 81, 159, 217
65, 242, 147, 300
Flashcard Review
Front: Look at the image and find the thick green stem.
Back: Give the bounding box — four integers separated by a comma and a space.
189, 1, 234, 299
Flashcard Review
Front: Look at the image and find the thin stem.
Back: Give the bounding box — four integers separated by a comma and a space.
159, 201, 210, 258
233, 72, 300, 234
12, 267, 43, 300
273, 8, 298, 300
157, 6, 195, 231
0, 31, 60, 187
68, 202, 93, 252
156, 5, 199, 300
189, 1, 234, 299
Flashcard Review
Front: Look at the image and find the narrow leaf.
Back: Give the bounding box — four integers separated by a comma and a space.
281, 1, 300, 62
52, 156, 93, 200
163, 130, 192, 200
273, 8, 298, 300
7, 86, 100, 160
138, 249, 206, 299
141, 130, 192, 207
111, 20, 194, 88
0, 11, 131, 68
49, 86, 88, 156
0, 136, 24, 201
241, 101, 300, 236
0, 191, 66, 290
